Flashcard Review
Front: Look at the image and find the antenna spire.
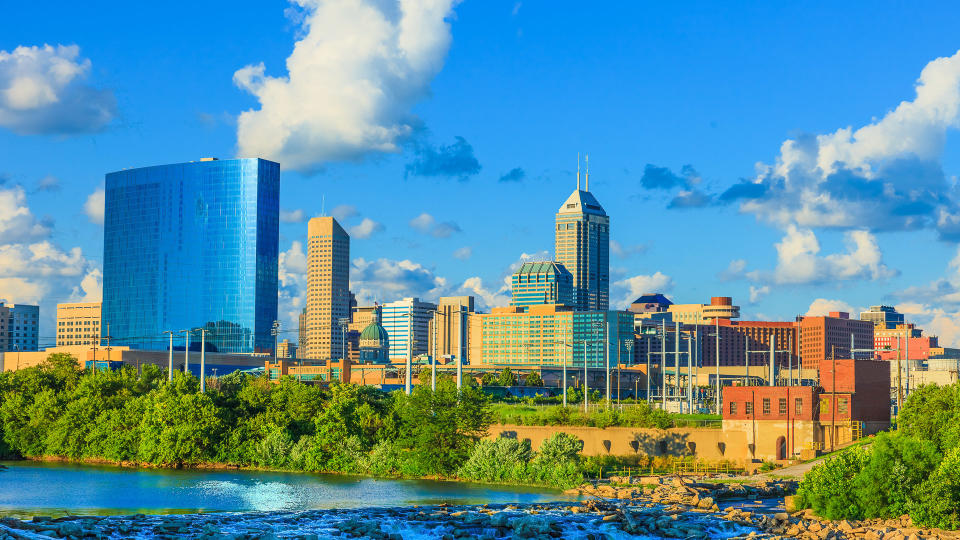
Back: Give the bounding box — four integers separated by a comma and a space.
576, 152, 581, 190
585, 154, 590, 191
321, 195, 326, 217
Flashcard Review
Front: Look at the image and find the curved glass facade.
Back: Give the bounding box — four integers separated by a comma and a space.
102, 158, 279, 353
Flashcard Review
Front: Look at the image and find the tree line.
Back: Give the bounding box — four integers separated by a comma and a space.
0, 354, 584, 488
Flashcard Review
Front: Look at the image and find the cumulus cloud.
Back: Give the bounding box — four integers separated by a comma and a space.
748, 226, 897, 285
0, 44, 114, 135
0, 185, 52, 242
498, 167, 525, 182
280, 208, 306, 223
277, 241, 308, 334
233, 0, 461, 172
409, 212, 461, 238
404, 136, 481, 181
716, 49, 960, 240
458, 276, 509, 310
70, 268, 102, 303
749, 285, 770, 304
83, 187, 104, 225
805, 298, 856, 317
351, 257, 448, 304
612, 271, 674, 309
452, 246, 472, 260
610, 239, 647, 259
348, 217, 384, 239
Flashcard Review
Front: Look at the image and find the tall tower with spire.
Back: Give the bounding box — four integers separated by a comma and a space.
555, 155, 610, 311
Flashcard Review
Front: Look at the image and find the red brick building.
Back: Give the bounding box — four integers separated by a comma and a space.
721, 359, 890, 461
797, 312, 873, 372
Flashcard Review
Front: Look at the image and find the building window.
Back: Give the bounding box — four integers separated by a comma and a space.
839, 397, 848, 415
745, 402, 754, 415
795, 398, 803, 415
820, 398, 830, 415
779, 398, 787, 415
762, 398, 771, 415
729, 402, 737, 415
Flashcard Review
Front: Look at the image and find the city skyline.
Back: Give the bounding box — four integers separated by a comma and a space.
4, 3, 960, 346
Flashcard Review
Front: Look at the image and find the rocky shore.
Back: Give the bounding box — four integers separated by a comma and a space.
0, 500, 761, 539
568, 476, 960, 539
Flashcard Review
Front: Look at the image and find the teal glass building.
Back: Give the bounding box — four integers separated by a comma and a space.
101, 158, 279, 353
509, 261, 573, 309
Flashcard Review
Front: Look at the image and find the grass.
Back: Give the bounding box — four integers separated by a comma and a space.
491, 403, 721, 429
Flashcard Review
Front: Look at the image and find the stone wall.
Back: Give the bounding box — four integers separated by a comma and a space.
488, 424, 749, 462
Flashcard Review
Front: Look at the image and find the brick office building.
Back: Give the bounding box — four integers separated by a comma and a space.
721, 359, 890, 461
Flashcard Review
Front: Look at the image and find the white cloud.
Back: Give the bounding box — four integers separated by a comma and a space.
408, 212, 461, 238
459, 276, 509, 310
351, 257, 448, 305
452, 246, 472, 260
612, 271, 674, 309
83, 187, 104, 225
0, 44, 114, 135
805, 298, 856, 317
748, 285, 770, 304
280, 208, 306, 223
749, 226, 896, 285
896, 302, 960, 348
277, 241, 308, 334
348, 217, 384, 239
0, 185, 51, 242
724, 49, 960, 240
71, 268, 102, 303
234, 0, 461, 171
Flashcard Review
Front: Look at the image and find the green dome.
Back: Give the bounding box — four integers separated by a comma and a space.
359, 321, 389, 348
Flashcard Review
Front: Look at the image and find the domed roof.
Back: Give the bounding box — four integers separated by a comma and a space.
359, 321, 389, 348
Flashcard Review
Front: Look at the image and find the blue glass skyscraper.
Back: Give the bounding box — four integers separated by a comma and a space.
102, 158, 279, 353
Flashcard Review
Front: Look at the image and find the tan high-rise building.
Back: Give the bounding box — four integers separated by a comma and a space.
56, 302, 102, 347
428, 296, 476, 362
303, 217, 350, 360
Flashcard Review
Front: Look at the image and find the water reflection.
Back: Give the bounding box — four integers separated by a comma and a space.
0, 461, 572, 517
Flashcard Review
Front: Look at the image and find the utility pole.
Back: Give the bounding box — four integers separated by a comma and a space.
644, 336, 651, 404
583, 339, 589, 412
405, 312, 413, 395
674, 322, 681, 407
660, 320, 666, 408
181, 329, 190, 375
457, 308, 464, 392
199, 328, 206, 393
104, 323, 112, 372
163, 330, 174, 382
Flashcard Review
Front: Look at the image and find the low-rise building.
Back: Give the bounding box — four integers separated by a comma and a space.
1, 303, 40, 352
722, 359, 890, 461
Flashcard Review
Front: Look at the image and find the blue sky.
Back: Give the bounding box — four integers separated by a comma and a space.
4, 1, 960, 346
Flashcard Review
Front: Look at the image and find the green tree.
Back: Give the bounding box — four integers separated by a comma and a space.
524, 371, 543, 387
913, 446, 960, 529
795, 446, 869, 520
497, 368, 517, 387
854, 433, 940, 519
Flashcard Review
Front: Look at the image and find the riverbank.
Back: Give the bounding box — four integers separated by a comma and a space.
570, 476, 960, 539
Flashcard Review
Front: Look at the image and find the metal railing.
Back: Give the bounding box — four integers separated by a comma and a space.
608, 462, 744, 478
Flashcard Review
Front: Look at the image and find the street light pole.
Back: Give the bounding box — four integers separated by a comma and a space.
605, 320, 611, 408
180, 329, 190, 375
200, 328, 206, 393
163, 330, 174, 382
405, 312, 413, 395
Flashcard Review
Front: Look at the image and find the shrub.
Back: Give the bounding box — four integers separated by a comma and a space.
458, 437, 532, 483
795, 446, 869, 520
912, 446, 960, 529
853, 433, 940, 519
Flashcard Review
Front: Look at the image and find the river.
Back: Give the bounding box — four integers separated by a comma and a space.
0, 461, 760, 538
